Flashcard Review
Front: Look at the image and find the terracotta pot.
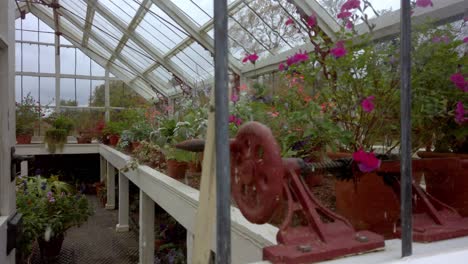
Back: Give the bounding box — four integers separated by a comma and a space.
167, 160, 188, 179
335, 160, 423, 238
38, 234, 65, 259
16, 134, 32, 144
188, 161, 202, 174
417, 152, 468, 216
109, 134, 120, 146
77, 136, 92, 144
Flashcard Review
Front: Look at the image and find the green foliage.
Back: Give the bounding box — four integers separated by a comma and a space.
44, 115, 74, 153
16, 93, 42, 136
16, 176, 92, 258
102, 121, 126, 136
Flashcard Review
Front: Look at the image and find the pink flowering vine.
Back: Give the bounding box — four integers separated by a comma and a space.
464, 37, 468, 43
278, 63, 286, 71
455, 101, 468, 124
341, 0, 361, 12
361, 96, 375, 113
307, 15, 317, 28
229, 115, 243, 126
285, 18, 294, 26
450, 73, 468, 92
230, 93, 239, 103
330, 41, 347, 58
286, 50, 309, 66
337, 11, 352, 20
353, 149, 381, 173
415, 0, 433, 8
242, 53, 259, 64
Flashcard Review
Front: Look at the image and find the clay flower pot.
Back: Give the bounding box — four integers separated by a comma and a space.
109, 134, 120, 146
76, 136, 92, 144
417, 152, 468, 216
16, 134, 32, 144
38, 234, 65, 259
167, 160, 188, 180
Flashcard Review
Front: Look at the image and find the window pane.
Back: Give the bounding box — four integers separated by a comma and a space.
76, 79, 91, 106
91, 60, 105, 76
76, 49, 91, 76
39, 45, 55, 73
61, 47, 76, 74
15, 76, 22, 103
60, 78, 76, 105
22, 76, 39, 101
15, 43, 22, 72
40, 77, 55, 106
90, 80, 105, 107
22, 44, 39, 72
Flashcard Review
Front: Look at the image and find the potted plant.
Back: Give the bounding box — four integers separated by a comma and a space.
44, 115, 74, 153
102, 121, 125, 146
129, 121, 153, 151
164, 147, 191, 179
16, 93, 42, 144
16, 175, 92, 261
75, 112, 98, 144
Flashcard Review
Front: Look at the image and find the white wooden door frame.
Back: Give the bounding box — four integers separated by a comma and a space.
0, 0, 17, 263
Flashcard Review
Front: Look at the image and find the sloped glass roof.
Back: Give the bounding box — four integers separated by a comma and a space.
14, 0, 462, 100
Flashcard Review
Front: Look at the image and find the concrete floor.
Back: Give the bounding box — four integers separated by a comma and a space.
31, 195, 139, 264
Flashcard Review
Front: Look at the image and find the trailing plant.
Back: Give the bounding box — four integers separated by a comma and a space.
44, 115, 74, 153
16, 175, 92, 260
16, 93, 42, 136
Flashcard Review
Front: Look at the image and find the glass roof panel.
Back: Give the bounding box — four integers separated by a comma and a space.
114, 59, 135, 81
121, 41, 154, 72
92, 11, 124, 49
99, 0, 142, 25
149, 67, 173, 83
135, 5, 192, 55
88, 38, 112, 60
170, 0, 212, 26
61, 0, 87, 22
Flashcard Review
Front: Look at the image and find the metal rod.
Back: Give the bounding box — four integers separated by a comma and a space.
214, 0, 231, 263
400, 0, 413, 257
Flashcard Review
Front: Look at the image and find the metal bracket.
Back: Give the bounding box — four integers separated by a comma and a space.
10, 147, 34, 181
7, 212, 23, 255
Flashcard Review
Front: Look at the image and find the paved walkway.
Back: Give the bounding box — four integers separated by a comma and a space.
32, 195, 139, 264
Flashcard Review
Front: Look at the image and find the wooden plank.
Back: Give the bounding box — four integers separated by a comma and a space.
192, 90, 217, 263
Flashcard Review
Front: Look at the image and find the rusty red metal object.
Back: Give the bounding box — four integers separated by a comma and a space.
378, 158, 468, 242
230, 122, 384, 263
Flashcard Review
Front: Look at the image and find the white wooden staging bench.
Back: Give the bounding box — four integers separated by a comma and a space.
15, 143, 468, 264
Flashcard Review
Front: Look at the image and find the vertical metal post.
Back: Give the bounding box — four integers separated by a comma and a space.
400, 0, 412, 257
214, 0, 231, 263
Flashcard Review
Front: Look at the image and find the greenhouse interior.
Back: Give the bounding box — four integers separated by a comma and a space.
0, 0, 467, 263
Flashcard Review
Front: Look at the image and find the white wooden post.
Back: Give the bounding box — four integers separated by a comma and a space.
100, 156, 106, 183
116, 171, 129, 232
187, 231, 194, 264
139, 190, 154, 264
0, 0, 16, 262
105, 162, 116, 210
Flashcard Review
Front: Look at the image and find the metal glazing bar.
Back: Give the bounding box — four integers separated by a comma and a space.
400, 0, 413, 258
214, 0, 231, 263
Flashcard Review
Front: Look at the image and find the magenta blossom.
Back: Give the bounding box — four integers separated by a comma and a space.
432, 35, 450, 44
353, 149, 381, 173
415, 0, 433, 8
278, 63, 286, 71
464, 37, 468, 43
230, 93, 239, 103
450, 73, 468, 92
286, 50, 309, 66
242, 53, 259, 64
307, 15, 317, 28
341, 0, 360, 12
330, 41, 347, 58
337, 11, 352, 20
361, 96, 375, 113
455, 101, 468, 124
285, 18, 294, 26
229, 115, 243, 126
346, 21, 354, 30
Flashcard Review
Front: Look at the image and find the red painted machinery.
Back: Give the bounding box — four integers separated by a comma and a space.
177, 121, 468, 263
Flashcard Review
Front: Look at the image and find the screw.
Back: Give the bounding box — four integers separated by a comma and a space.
297, 245, 312, 253
355, 234, 369, 243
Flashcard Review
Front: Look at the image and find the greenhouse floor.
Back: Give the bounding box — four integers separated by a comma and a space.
31, 195, 139, 264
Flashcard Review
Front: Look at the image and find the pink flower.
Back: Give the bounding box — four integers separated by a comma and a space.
239, 84, 248, 91
307, 15, 317, 28
285, 18, 294, 26
353, 149, 381, 173
330, 41, 347, 58
229, 115, 243, 126
278, 63, 286, 71
341, 0, 360, 12
346, 21, 354, 30
450, 73, 468, 92
361, 95, 375, 113
455, 101, 467, 124
337, 11, 352, 20
432, 35, 450, 44
242, 53, 259, 64
286, 50, 309, 66
230, 93, 239, 103
268, 111, 280, 118
415, 0, 433, 8
464, 37, 468, 43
